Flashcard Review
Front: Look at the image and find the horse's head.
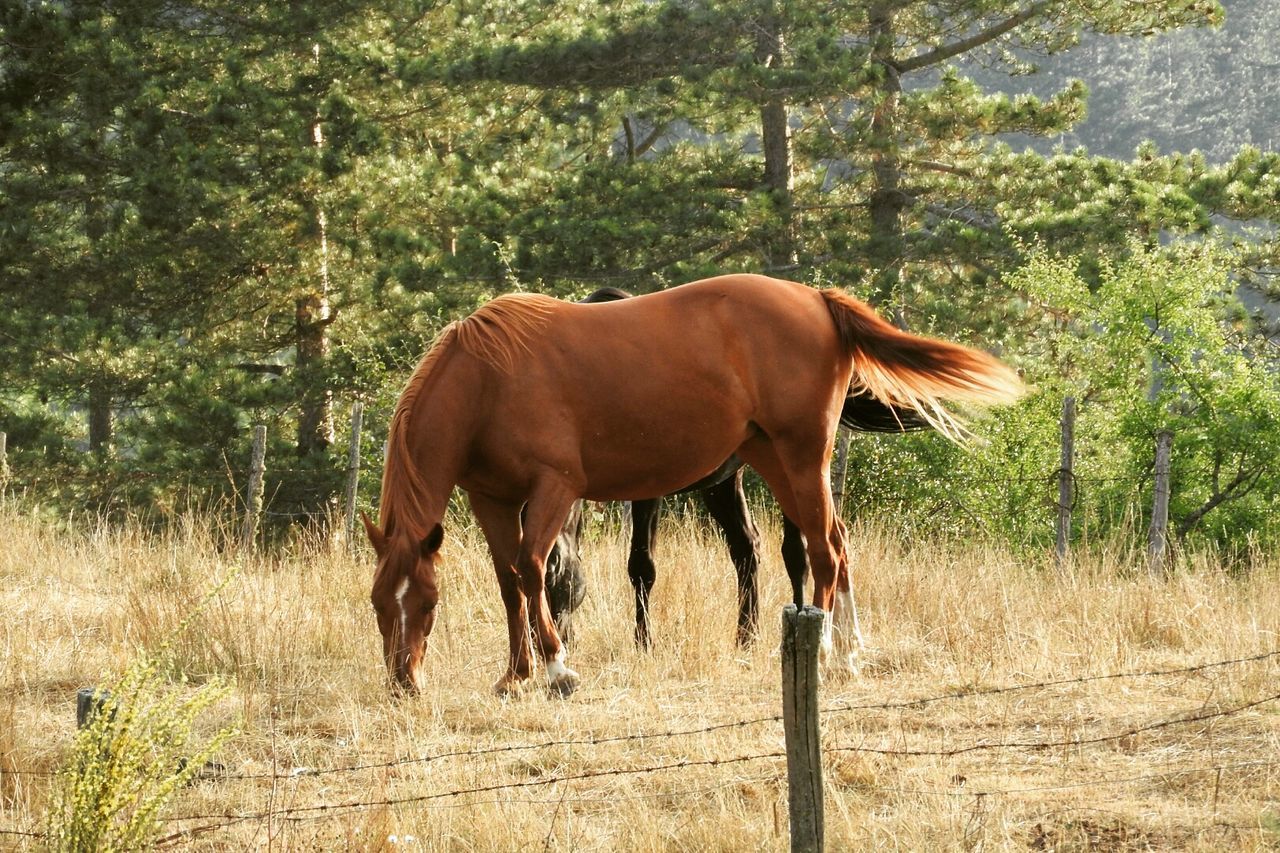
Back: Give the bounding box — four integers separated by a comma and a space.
362, 513, 443, 693
545, 501, 587, 643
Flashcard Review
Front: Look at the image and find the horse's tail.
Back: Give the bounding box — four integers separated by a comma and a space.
821, 289, 1023, 441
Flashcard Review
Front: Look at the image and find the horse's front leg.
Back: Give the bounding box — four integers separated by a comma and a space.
469, 493, 534, 696
517, 480, 583, 696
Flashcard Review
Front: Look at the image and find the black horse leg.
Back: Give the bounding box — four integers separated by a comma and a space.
627, 498, 661, 650
700, 470, 762, 646
780, 513, 808, 609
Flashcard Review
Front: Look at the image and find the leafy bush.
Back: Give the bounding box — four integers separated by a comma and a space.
44, 574, 240, 851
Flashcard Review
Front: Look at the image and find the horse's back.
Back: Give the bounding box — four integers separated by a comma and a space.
457, 275, 849, 501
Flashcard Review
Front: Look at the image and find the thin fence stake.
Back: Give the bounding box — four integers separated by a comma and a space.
240, 425, 268, 552
1149, 429, 1173, 573
1056, 396, 1075, 563
782, 604, 824, 852
343, 402, 364, 546
0, 431, 8, 483
831, 426, 853, 515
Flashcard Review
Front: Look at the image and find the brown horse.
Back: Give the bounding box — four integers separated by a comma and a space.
363, 274, 1021, 695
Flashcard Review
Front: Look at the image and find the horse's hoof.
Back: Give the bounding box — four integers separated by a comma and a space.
547, 669, 580, 698
493, 674, 528, 697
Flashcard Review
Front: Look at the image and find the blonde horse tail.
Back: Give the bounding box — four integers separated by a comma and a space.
820, 289, 1024, 442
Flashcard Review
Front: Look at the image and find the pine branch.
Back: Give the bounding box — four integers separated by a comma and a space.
895, 1, 1055, 73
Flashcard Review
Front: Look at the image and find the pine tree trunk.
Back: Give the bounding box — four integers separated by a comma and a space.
294, 42, 337, 527
295, 291, 334, 458
868, 2, 905, 307
87, 384, 112, 460
755, 6, 796, 271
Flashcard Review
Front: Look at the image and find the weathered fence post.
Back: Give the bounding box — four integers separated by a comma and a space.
1148, 429, 1173, 573
343, 402, 364, 546
782, 604, 824, 852
0, 431, 8, 482
1055, 397, 1075, 563
240, 425, 268, 552
76, 686, 111, 729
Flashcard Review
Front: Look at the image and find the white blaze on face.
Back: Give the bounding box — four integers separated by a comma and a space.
394, 576, 410, 628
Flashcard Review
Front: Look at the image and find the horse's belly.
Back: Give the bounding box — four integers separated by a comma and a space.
577, 421, 750, 502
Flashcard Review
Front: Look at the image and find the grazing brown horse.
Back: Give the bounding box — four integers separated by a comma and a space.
364, 274, 1021, 695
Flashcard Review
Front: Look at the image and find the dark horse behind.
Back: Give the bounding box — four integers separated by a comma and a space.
544, 287, 930, 651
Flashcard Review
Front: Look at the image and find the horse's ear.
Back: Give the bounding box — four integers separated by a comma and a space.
420, 523, 444, 558
361, 512, 387, 556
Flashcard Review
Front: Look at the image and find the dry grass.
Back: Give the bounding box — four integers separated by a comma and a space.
2, 498, 1279, 851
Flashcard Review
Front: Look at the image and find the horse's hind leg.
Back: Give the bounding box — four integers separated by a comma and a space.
830, 516, 865, 670
469, 493, 534, 696
701, 470, 761, 646
737, 432, 858, 672
627, 498, 661, 650
780, 514, 808, 609
515, 479, 583, 696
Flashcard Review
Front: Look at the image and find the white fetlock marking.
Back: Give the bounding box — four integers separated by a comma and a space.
833, 588, 865, 650
820, 609, 834, 657
546, 649, 578, 683
832, 586, 865, 673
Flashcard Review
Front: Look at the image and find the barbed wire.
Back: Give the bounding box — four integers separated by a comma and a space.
827, 689, 1280, 759
153, 751, 787, 845
148, 646, 1280, 784
824, 647, 1280, 716
213, 713, 783, 781
150, 684, 1280, 843
4, 647, 1275, 784
9, 755, 1276, 847
6, 685, 1279, 846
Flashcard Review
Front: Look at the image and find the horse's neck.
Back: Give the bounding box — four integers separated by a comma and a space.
386, 364, 476, 537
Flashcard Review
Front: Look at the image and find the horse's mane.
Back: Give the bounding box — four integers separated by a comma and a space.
453, 293, 557, 374
379, 293, 557, 537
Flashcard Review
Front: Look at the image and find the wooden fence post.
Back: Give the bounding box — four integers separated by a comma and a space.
343, 402, 364, 546
1055, 397, 1075, 563
0, 431, 8, 482
240, 425, 268, 552
782, 604, 824, 852
1148, 429, 1173, 573
77, 686, 111, 729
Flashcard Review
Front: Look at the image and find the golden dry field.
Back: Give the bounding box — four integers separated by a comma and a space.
2, 498, 1280, 851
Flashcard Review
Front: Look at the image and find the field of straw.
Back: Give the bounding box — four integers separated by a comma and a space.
2, 498, 1279, 851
